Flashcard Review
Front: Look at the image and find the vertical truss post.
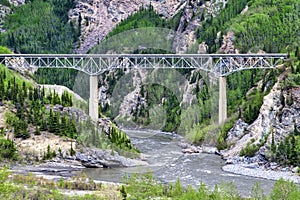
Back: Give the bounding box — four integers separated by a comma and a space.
208, 56, 213, 70
219, 76, 227, 125
89, 75, 99, 122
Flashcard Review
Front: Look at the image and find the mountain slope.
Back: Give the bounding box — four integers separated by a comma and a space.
196, 0, 300, 53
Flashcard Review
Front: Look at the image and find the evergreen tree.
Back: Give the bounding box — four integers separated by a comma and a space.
293, 122, 299, 136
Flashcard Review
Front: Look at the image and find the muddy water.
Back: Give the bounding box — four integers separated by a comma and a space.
83, 129, 275, 197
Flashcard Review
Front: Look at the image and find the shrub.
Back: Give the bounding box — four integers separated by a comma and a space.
270, 178, 299, 200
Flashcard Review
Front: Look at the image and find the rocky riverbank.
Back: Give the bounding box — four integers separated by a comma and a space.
179, 142, 300, 184
223, 163, 300, 184
10, 148, 148, 181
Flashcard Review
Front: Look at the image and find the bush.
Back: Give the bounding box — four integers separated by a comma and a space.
270, 178, 299, 200
240, 142, 260, 157
216, 118, 235, 150
0, 137, 17, 160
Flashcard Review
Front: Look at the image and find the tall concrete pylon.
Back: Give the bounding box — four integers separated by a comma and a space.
89, 75, 98, 121
219, 76, 227, 125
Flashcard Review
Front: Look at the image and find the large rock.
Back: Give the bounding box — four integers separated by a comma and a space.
226, 119, 248, 144
76, 149, 148, 168
292, 166, 299, 173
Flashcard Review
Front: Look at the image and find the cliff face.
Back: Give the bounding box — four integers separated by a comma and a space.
70, 0, 226, 53
223, 73, 300, 159
70, 0, 185, 53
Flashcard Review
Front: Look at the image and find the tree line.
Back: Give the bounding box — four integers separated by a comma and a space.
1, 65, 76, 140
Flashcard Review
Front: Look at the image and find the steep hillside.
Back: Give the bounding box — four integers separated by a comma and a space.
0, 54, 139, 165
222, 50, 300, 163
196, 0, 300, 53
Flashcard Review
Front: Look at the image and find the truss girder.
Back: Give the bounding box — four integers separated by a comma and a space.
0, 54, 287, 76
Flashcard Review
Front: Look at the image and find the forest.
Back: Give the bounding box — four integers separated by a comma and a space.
0, 0, 77, 53
106, 5, 182, 39
197, 0, 300, 53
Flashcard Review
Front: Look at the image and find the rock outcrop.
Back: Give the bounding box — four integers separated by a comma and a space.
71, 0, 185, 53
0, 4, 11, 33
222, 74, 300, 159
9, 0, 25, 6
219, 31, 238, 54
71, 0, 226, 53
76, 148, 147, 168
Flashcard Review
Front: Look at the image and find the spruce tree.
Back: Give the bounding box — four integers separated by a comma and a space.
293, 122, 299, 136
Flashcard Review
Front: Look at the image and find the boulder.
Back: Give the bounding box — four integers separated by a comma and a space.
292, 166, 299, 173
202, 146, 218, 154
76, 149, 148, 168
226, 119, 248, 144
243, 163, 259, 169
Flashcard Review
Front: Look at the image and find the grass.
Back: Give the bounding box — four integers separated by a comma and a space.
3, 169, 121, 199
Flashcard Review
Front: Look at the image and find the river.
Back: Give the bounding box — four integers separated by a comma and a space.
83, 129, 276, 197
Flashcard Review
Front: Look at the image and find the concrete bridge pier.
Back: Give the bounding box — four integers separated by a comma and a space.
89, 75, 99, 121
219, 76, 227, 125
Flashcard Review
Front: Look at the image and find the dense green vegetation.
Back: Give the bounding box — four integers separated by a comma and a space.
282, 47, 300, 90
106, 5, 182, 38
228, 0, 300, 53
0, 0, 77, 53
1, 64, 77, 140
197, 0, 300, 53
0, 0, 11, 7
197, 0, 250, 53
0, 134, 17, 161
34, 68, 78, 91
133, 84, 181, 132
0, 0, 79, 98
268, 123, 300, 166
0, 0, 80, 104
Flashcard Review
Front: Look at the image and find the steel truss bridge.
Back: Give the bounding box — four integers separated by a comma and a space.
0, 54, 287, 124
0, 54, 286, 76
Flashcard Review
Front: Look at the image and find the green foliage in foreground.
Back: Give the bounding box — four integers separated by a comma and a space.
2, 167, 300, 199
0, 135, 17, 161
122, 173, 300, 200
0, 168, 109, 199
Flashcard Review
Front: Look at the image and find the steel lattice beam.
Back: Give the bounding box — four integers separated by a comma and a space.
0, 54, 287, 76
